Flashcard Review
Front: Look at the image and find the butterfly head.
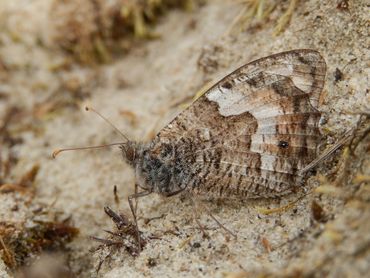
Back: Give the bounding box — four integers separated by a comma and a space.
120, 141, 139, 166
120, 142, 158, 192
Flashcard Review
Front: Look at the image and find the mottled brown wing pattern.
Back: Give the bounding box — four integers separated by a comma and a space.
152, 50, 326, 198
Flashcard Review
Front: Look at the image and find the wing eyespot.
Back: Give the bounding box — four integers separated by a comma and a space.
278, 141, 289, 148
221, 81, 233, 89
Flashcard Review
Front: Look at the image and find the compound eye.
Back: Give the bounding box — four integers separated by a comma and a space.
125, 147, 135, 162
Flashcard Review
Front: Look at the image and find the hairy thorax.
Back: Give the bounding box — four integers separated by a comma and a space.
124, 141, 197, 196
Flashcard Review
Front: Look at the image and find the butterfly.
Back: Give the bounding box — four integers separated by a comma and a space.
54, 49, 326, 247
122, 49, 326, 200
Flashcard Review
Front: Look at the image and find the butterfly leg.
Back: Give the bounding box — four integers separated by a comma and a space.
190, 198, 209, 239
134, 183, 139, 217
128, 188, 152, 251
189, 193, 237, 240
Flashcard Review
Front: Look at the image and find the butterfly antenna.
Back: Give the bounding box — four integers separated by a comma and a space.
85, 106, 130, 142
52, 142, 125, 158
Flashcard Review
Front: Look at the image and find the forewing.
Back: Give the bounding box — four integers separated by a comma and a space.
152, 49, 326, 198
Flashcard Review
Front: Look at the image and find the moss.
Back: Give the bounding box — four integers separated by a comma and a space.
50, 0, 203, 64
91, 206, 146, 273
0, 218, 79, 269
227, 0, 298, 36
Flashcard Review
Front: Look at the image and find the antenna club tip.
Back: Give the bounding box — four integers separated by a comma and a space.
52, 149, 61, 158
85, 106, 90, 111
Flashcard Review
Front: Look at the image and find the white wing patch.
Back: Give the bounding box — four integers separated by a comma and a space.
206, 86, 248, 116
264, 64, 294, 77
206, 51, 325, 118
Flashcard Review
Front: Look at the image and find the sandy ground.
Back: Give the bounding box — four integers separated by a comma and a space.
0, 0, 369, 277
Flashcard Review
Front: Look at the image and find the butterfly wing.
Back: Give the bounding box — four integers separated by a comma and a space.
151, 49, 326, 198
